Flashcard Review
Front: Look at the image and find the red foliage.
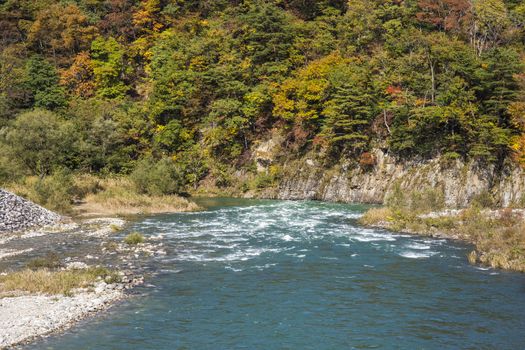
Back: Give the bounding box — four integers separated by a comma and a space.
359, 152, 376, 167
416, 0, 471, 32
385, 85, 403, 96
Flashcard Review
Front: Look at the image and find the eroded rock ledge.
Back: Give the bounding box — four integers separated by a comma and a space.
269, 150, 525, 208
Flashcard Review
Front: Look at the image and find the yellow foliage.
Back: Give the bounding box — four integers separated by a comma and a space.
272, 52, 353, 122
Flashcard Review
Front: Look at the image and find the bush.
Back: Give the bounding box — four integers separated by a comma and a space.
359, 207, 392, 226
124, 232, 145, 245
386, 183, 445, 214
0, 147, 25, 186
131, 157, 185, 196
3, 109, 77, 176
359, 152, 376, 168
471, 190, 495, 208
33, 168, 77, 212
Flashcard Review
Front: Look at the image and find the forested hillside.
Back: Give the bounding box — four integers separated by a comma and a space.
1, 0, 525, 203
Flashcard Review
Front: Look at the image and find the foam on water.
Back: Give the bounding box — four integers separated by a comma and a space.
399, 250, 438, 259
405, 242, 431, 250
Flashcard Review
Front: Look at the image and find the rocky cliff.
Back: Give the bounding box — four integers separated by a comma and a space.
262, 149, 525, 208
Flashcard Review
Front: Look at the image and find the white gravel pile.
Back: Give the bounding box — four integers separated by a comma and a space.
0, 189, 62, 233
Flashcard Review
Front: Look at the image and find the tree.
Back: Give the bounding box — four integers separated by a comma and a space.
416, 0, 471, 33
91, 36, 130, 98
233, 2, 296, 78
25, 55, 67, 109
3, 110, 76, 176
320, 79, 377, 154
60, 51, 95, 98
133, 0, 164, 34
27, 4, 97, 63
0, 44, 29, 119
469, 0, 511, 56
99, 0, 137, 41
475, 48, 522, 118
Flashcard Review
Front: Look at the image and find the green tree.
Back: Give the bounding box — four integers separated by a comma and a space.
91, 36, 130, 98
3, 110, 76, 176
25, 55, 67, 110
320, 80, 378, 154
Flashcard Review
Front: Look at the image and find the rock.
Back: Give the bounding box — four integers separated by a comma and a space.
0, 189, 62, 233
66, 262, 89, 270
270, 149, 525, 208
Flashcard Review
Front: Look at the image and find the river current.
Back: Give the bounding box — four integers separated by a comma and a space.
28, 198, 525, 349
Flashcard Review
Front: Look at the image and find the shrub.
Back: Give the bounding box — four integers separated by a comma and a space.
359, 207, 392, 226
33, 168, 76, 212
386, 183, 445, 214
471, 190, 495, 208
124, 232, 145, 245
131, 157, 185, 196
359, 152, 376, 168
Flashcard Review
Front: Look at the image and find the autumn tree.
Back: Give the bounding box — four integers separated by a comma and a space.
60, 52, 95, 98
469, 0, 511, 56
416, 0, 471, 33
27, 4, 97, 63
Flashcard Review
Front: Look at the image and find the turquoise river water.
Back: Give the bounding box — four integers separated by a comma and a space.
27, 199, 525, 349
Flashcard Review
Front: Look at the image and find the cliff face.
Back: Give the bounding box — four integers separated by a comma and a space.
266, 150, 525, 208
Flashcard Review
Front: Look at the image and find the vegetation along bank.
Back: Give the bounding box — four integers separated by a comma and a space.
1, 0, 525, 274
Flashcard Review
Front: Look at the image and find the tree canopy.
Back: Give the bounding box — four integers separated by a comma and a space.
1, 0, 525, 188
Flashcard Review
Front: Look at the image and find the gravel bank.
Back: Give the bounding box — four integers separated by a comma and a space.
0, 190, 62, 233
0, 274, 143, 349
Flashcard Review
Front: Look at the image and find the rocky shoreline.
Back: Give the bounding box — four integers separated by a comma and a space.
0, 190, 162, 349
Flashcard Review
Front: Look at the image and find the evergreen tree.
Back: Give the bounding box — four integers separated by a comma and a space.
320, 81, 377, 154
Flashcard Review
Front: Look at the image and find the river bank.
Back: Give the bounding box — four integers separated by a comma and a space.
0, 188, 180, 349
359, 203, 525, 272
0, 270, 142, 348
0, 213, 155, 349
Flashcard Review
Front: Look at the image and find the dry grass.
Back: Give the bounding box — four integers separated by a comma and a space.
0, 267, 117, 296
359, 207, 393, 226
75, 177, 200, 216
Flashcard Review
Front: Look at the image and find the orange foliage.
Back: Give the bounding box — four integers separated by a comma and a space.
60, 52, 95, 98
28, 4, 97, 63
359, 152, 376, 167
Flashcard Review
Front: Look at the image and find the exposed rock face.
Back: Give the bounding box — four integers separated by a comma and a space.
0, 189, 62, 233
271, 149, 525, 208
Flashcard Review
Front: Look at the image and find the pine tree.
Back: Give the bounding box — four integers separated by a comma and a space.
320, 82, 376, 154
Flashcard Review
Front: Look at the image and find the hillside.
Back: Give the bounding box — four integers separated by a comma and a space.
1, 0, 525, 207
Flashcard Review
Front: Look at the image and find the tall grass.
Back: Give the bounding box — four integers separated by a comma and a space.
6, 174, 199, 215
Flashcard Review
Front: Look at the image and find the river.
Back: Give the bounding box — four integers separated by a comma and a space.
26, 198, 525, 349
